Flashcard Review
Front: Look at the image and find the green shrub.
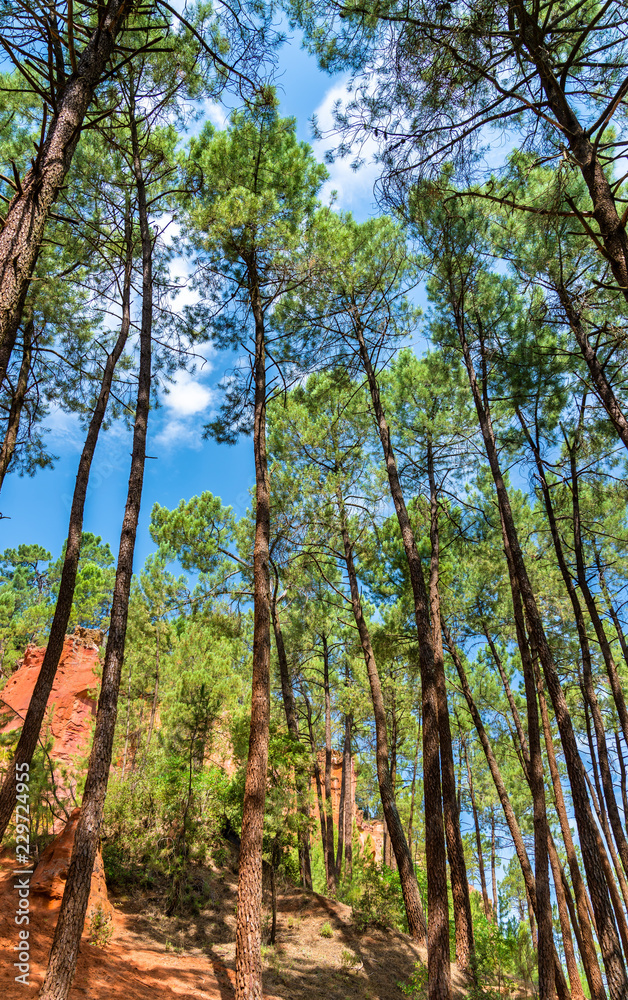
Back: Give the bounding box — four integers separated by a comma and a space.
319, 921, 333, 938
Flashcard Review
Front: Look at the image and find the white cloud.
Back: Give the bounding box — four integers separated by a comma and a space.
163, 369, 215, 416
312, 79, 381, 215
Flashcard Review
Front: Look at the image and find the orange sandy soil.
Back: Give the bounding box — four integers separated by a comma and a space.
0, 851, 482, 1000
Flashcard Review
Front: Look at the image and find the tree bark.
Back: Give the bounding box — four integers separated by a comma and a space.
338, 503, 428, 944
235, 257, 272, 1000
39, 103, 151, 1000
353, 322, 448, 999
0, 201, 133, 844
0, 0, 131, 387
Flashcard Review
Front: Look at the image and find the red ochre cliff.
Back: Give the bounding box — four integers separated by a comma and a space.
0, 627, 102, 823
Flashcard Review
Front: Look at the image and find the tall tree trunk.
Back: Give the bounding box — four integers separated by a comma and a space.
121, 655, 133, 777
581, 700, 628, 916
567, 449, 628, 873
615, 730, 628, 824
335, 713, 346, 882
548, 832, 587, 1000
428, 437, 475, 978
0, 0, 130, 386
353, 323, 448, 999
534, 657, 606, 1000
235, 258, 272, 1000
500, 516, 555, 1000
0, 202, 133, 844
444, 626, 572, 1000
39, 106, 151, 1000
303, 689, 328, 871
457, 311, 627, 1000
323, 634, 336, 895
269, 574, 312, 891
490, 808, 498, 918
463, 741, 490, 920
338, 502, 427, 944
145, 633, 160, 754
0, 315, 33, 488
407, 732, 419, 859
342, 703, 353, 882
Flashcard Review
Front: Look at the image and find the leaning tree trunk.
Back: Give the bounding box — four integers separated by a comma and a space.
456, 307, 628, 1000
353, 322, 448, 1000
38, 108, 151, 1000
0, 203, 133, 845
235, 259, 272, 1000
0, 0, 131, 388
338, 504, 427, 943
556, 284, 628, 452
428, 437, 476, 979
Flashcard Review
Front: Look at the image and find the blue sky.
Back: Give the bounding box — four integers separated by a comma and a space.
0, 32, 383, 569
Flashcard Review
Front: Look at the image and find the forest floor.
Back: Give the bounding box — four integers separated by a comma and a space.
0, 847, 523, 1000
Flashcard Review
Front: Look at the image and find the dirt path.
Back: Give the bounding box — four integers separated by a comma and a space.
0, 858, 473, 1000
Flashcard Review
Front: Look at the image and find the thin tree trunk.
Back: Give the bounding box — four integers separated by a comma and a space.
270, 574, 312, 890
548, 831, 586, 1000
342, 704, 353, 882
615, 730, 628, 823
595, 551, 628, 680
338, 502, 427, 944
491, 808, 498, 918
354, 323, 448, 999
0, 202, 133, 844
335, 713, 346, 882
323, 634, 336, 895
534, 656, 606, 1000
303, 690, 327, 869
428, 437, 475, 978
121, 656, 133, 777
0, 0, 130, 387
463, 741, 490, 920
145, 633, 160, 754
0, 315, 33, 488
457, 312, 627, 999
444, 625, 572, 1000
568, 443, 628, 879
235, 257, 272, 1000
582, 700, 628, 916
555, 282, 628, 449
407, 732, 419, 858
39, 104, 151, 1000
